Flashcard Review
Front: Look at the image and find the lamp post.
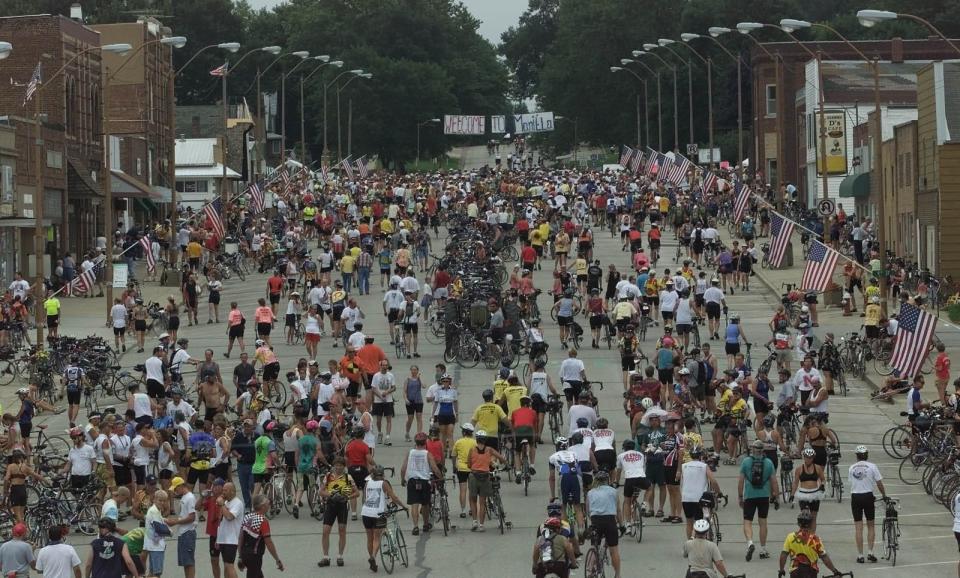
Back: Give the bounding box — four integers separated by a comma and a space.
416, 118, 440, 168
223, 45, 280, 194
300, 59, 343, 164
339, 72, 372, 158
678, 34, 716, 166
274, 53, 321, 164
290, 55, 331, 162
639, 46, 679, 151
628, 55, 663, 150
323, 69, 364, 161
104, 37, 185, 323
610, 65, 647, 149
173, 42, 239, 219
705, 27, 746, 175
656, 38, 696, 150
31, 42, 130, 343
857, 9, 960, 56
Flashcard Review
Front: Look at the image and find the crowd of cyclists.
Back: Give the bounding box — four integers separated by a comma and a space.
0, 153, 950, 578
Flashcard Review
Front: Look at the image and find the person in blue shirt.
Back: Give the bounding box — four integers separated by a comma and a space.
724, 314, 749, 370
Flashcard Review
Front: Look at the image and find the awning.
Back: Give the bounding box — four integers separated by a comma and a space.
67, 159, 102, 198
839, 172, 870, 198
0, 217, 53, 227
111, 170, 164, 200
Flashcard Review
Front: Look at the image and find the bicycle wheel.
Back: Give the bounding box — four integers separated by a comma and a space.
0, 359, 17, 386
264, 480, 279, 519
379, 531, 396, 574
396, 526, 409, 567
283, 476, 298, 515
883, 426, 913, 459
494, 495, 506, 534
874, 356, 895, 376
710, 511, 721, 544
522, 363, 533, 388
690, 325, 700, 350
439, 491, 450, 535
308, 484, 325, 519
632, 500, 643, 543
76, 505, 99, 535
898, 458, 924, 486
832, 471, 843, 503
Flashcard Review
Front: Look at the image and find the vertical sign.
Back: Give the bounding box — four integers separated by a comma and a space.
817, 110, 848, 175
490, 115, 506, 134
443, 115, 485, 135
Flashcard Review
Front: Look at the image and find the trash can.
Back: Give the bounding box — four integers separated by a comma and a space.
224, 237, 239, 256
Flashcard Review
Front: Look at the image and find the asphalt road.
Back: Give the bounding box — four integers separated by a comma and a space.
35, 215, 959, 577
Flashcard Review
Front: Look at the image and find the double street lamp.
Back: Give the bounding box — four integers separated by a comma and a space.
639, 45, 679, 151
609, 65, 648, 149
322, 69, 365, 161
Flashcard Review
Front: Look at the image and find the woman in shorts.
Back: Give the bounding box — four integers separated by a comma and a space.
132, 299, 148, 353
361, 466, 406, 572
793, 448, 825, 531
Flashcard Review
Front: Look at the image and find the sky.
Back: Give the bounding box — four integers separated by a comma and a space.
245, 0, 524, 44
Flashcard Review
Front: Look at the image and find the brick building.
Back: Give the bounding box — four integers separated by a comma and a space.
93, 18, 175, 222
0, 14, 105, 280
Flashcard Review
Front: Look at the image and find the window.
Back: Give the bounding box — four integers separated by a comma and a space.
765, 84, 777, 117
270, 139, 281, 154
175, 180, 209, 193
136, 158, 142, 176
766, 158, 778, 187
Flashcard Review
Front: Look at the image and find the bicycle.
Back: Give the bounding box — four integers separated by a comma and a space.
880, 496, 899, 566
623, 487, 643, 543
700, 490, 727, 544
379, 503, 409, 574
546, 394, 565, 445
393, 324, 407, 360
485, 470, 511, 534
430, 476, 452, 535
779, 455, 795, 508
826, 447, 843, 503
583, 524, 611, 578
264, 471, 284, 518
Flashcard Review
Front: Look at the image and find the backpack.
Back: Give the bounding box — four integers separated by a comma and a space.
65, 367, 82, 392
190, 433, 215, 462
749, 457, 766, 488
696, 361, 710, 388
538, 528, 567, 562
694, 229, 703, 245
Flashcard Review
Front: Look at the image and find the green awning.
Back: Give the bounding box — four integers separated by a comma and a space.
839, 172, 870, 198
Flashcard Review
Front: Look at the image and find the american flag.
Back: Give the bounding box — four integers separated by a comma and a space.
23, 62, 41, 106
248, 182, 264, 214
619, 146, 633, 168
890, 303, 937, 380
767, 212, 795, 268
800, 240, 839, 292
643, 148, 658, 175
340, 156, 354, 181
356, 156, 369, 178
658, 155, 674, 182
667, 153, 692, 185
139, 236, 155, 273
66, 256, 104, 296
319, 164, 329, 184
204, 197, 225, 240
264, 166, 278, 184
279, 166, 290, 190
702, 171, 718, 194
733, 182, 750, 223
630, 150, 644, 174
209, 62, 228, 77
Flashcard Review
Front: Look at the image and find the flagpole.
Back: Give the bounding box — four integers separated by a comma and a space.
33, 77, 43, 346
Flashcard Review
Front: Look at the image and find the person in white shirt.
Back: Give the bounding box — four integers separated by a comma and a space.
659, 281, 679, 326
674, 295, 695, 350
400, 292, 422, 358
64, 429, 96, 488
567, 393, 598, 436
216, 483, 245, 575
382, 283, 405, 340
702, 278, 726, 340
7, 272, 30, 301
346, 322, 367, 351
167, 476, 198, 576
144, 489, 170, 576
615, 439, 649, 534
792, 356, 823, 408
558, 349, 587, 407
678, 446, 719, 540
315, 371, 336, 417
400, 273, 420, 298
370, 360, 396, 446
34, 527, 82, 578
848, 445, 887, 563
110, 298, 128, 352
528, 360, 558, 440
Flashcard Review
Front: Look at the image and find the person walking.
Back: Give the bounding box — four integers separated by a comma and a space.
683, 519, 729, 578
85, 517, 140, 578
778, 510, 844, 578
0, 523, 34, 578
237, 494, 284, 577
166, 476, 198, 578
216, 482, 245, 578
35, 526, 82, 578
849, 444, 888, 564
401, 432, 442, 535
738, 439, 778, 562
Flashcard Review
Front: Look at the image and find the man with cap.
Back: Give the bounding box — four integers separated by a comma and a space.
739, 439, 779, 562
0, 522, 34, 577
86, 517, 140, 578
165, 476, 198, 578
682, 519, 728, 578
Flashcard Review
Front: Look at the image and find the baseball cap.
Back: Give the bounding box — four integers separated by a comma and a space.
145, 474, 158, 485
12, 523, 26, 537
169, 476, 186, 491
212, 478, 226, 486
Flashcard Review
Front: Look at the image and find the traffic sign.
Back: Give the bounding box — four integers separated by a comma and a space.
817, 199, 836, 216
686, 143, 699, 157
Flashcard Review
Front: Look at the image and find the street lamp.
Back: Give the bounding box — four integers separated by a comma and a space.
639, 44, 679, 151
324, 69, 365, 160
610, 65, 647, 149
857, 9, 960, 56
660, 36, 711, 160
703, 27, 747, 174
416, 118, 441, 168
31, 42, 130, 343
294, 56, 337, 163
0, 42, 12, 59
620, 58, 660, 149
339, 72, 372, 158
304, 60, 344, 163
678, 33, 716, 166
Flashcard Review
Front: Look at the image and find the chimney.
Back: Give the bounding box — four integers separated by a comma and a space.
891, 37, 904, 63
69, 3, 83, 22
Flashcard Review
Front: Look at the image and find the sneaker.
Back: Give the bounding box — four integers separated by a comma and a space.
759, 549, 770, 559
745, 543, 755, 562
515, 472, 522, 484
377, 433, 383, 444
528, 466, 536, 476
856, 556, 865, 564
368, 557, 378, 572
292, 506, 299, 519
121, 344, 126, 352
867, 554, 878, 563
318, 558, 331, 567
351, 512, 358, 521
385, 436, 392, 447
405, 434, 412, 442
476, 524, 486, 532
336, 558, 344, 567
412, 526, 420, 536
471, 520, 479, 531
423, 523, 432, 532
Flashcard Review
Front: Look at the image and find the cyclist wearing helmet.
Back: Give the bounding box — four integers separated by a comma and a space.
558, 349, 587, 408
452, 424, 477, 519
683, 518, 728, 578
511, 396, 538, 481
526, 318, 548, 362
345, 426, 375, 516
779, 510, 843, 578
586, 470, 623, 578
63, 354, 88, 428
794, 447, 825, 532
614, 439, 649, 534
617, 324, 641, 389
471, 389, 509, 451
679, 445, 720, 540
401, 432, 442, 535
528, 360, 559, 441
532, 515, 577, 578
849, 445, 887, 564
466, 430, 505, 532
251, 421, 278, 497
548, 437, 583, 532
550, 289, 581, 348
586, 288, 608, 349
724, 313, 749, 369
758, 414, 785, 468
361, 465, 406, 573
65, 427, 95, 490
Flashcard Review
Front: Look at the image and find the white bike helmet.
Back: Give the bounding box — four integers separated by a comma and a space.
855, 445, 868, 454
693, 519, 710, 534
801, 305, 810, 313
641, 397, 654, 410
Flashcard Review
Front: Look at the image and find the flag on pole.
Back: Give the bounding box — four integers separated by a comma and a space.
619, 146, 633, 168
667, 154, 692, 185
209, 62, 228, 77
248, 182, 264, 215
889, 303, 937, 380
800, 240, 839, 292
643, 148, 658, 175
702, 171, 718, 194
319, 164, 329, 184
658, 155, 674, 182
630, 150, 644, 174
23, 62, 41, 106
204, 198, 225, 240
139, 236, 155, 273
733, 182, 750, 223
356, 156, 369, 178
340, 156, 354, 181
767, 212, 795, 268
67, 256, 104, 296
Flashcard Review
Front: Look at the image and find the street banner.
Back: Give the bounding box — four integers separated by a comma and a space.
490, 115, 506, 134
443, 115, 485, 135
816, 110, 848, 175
513, 112, 555, 134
